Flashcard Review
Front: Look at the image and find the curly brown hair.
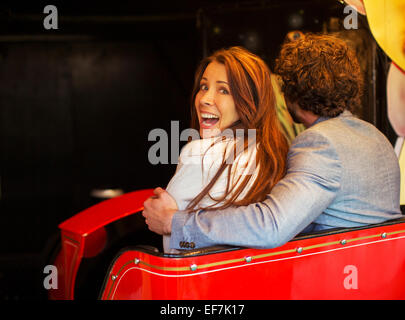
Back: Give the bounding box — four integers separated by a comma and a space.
275, 33, 364, 117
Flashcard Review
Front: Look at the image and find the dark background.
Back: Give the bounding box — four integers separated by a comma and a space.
0, 0, 396, 299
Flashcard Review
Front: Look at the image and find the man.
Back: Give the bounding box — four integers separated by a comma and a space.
143, 33, 402, 251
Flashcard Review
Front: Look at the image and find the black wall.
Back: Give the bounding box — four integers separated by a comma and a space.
0, 1, 202, 299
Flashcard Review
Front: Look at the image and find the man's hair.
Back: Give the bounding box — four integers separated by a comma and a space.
275, 33, 364, 117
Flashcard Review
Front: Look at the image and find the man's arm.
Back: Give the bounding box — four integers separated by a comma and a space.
170, 131, 342, 249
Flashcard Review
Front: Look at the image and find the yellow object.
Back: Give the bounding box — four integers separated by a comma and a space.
271, 74, 305, 144
398, 139, 405, 205
363, 0, 405, 71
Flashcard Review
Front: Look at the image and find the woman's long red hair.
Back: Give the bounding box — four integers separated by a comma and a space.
187, 46, 288, 211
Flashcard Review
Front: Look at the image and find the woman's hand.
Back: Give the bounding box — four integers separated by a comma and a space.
142, 187, 178, 235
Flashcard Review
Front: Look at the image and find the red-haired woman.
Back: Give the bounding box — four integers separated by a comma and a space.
163, 46, 288, 252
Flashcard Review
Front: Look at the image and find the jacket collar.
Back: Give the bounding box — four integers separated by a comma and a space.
310, 110, 353, 127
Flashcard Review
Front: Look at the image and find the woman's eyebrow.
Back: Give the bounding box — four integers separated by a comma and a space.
200, 77, 229, 85
216, 80, 229, 85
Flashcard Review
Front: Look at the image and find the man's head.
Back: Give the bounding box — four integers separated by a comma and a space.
275, 33, 364, 124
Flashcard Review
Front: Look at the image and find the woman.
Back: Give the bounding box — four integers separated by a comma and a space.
163, 46, 288, 252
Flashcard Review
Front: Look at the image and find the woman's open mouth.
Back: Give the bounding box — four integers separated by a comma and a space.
200, 112, 220, 128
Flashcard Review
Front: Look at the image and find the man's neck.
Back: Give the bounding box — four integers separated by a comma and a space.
299, 110, 320, 128
287, 101, 321, 128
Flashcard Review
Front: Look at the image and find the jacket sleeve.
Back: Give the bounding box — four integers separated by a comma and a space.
169, 130, 342, 250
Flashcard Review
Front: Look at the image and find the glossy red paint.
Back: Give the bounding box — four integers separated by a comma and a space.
49, 188, 405, 300
49, 189, 154, 300
100, 221, 405, 300
59, 189, 154, 236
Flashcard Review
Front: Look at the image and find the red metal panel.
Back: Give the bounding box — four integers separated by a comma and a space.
48, 249, 65, 300
59, 189, 154, 236
60, 230, 84, 300
51, 189, 154, 299
101, 222, 405, 300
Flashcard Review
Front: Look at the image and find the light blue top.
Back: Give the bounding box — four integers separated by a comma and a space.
169, 111, 402, 250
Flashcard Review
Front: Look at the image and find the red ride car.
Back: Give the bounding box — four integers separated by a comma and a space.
49, 189, 405, 300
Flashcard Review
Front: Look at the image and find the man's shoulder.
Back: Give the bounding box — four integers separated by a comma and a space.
293, 111, 379, 146
288, 115, 350, 159
291, 124, 332, 148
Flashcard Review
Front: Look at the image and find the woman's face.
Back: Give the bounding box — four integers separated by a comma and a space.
195, 61, 239, 138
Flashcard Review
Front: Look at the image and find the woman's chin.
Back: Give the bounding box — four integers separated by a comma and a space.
200, 127, 222, 139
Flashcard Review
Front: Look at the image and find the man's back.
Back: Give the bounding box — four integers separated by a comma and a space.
167, 111, 402, 249
296, 111, 401, 230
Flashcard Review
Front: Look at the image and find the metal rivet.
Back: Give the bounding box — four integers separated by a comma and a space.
245, 256, 252, 263
111, 274, 117, 281
134, 258, 140, 264
340, 239, 347, 245
296, 247, 303, 254
190, 264, 198, 271
381, 232, 387, 239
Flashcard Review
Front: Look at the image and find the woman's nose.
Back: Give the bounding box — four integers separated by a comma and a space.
200, 89, 215, 106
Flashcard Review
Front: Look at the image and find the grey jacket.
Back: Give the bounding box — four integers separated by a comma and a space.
169, 111, 402, 250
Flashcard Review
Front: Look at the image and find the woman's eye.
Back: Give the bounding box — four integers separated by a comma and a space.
200, 84, 208, 91
219, 88, 229, 94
